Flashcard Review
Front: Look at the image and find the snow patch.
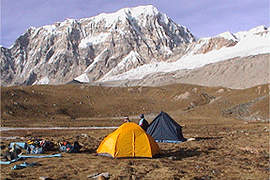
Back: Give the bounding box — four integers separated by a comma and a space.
80, 5, 159, 28
84, 49, 108, 73
98, 26, 270, 82
74, 73, 90, 83
234, 25, 267, 40
119, 51, 141, 66
100, 51, 143, 80
33, 76, 50, 85
159, 13, 169, 24
79, 33, 110, 48
49, 50, 64, 64
43, 25, 56, 33
160, 46, 173, 55
217, 31, 238, 41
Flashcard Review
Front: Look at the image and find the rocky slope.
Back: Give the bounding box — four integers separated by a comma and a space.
1, 5, 269, 88
98, 54, 269, 89
1, 5, 195, 86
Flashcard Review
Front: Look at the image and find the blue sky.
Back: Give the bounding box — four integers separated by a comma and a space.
1, 0, 269, 47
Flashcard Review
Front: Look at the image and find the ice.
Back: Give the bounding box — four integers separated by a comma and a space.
101, 51, 144, 80
79, 33, 110, 48
84, 5, 159, 28
217, 31, 238, 41
83, 49, 107, 73
98, 26, 270, 82
74, 73, 90, 83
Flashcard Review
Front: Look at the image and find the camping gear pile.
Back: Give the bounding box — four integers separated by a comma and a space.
1, 139, 56, 163
2, 138, 83, 162
26, 139, 54, 154
59, 141, 82, 153
1, 138, 78, 165
8, 139, 83, 155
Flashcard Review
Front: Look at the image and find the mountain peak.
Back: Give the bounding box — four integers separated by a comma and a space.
80, 5, 160, 28
234, 25, 268, 40
216, 31, 238, 41
97, 4, 159, 18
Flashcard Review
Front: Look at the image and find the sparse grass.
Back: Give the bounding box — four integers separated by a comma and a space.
1, 84, 269, 179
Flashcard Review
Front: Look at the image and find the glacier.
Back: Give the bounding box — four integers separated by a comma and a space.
97, 25, 269, 82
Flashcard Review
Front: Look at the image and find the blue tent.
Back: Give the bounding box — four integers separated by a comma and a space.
146, 111, 186, 143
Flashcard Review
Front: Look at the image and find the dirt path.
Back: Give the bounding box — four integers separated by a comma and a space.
0, 126, 118, 132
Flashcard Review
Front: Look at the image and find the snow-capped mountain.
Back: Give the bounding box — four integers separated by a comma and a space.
98, 25, 269, 83
0, 5, 194, 86
1, 5, 269, 88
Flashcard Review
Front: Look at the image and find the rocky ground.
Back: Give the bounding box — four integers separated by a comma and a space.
1, 83, 269, 179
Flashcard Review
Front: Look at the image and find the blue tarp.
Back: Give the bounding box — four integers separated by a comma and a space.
155, 140, 184, 143
0, 154, 62, 164
9, 142, 27, 149
0, 157, 21, 164
11, 162, 38, 170
19, 154, 62, 158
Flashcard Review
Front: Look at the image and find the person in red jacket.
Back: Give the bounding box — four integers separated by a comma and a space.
138, 114, 149, 131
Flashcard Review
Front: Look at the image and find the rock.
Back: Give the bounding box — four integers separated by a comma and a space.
39, 177, 50, 180
174, 91, 190, 101
131, 175, 137, 180
81, 134, 89, 138
187, 137, 196, 141
98, 175, 106, 180
217, 88, 225, 93
87, 172, 109, 179
168, 156, 178, 160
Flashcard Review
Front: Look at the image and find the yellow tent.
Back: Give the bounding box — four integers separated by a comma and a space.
97, 122, 160, 158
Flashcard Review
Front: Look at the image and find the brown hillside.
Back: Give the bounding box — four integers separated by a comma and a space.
1, 84, 269, 179
1, 84, 269, 127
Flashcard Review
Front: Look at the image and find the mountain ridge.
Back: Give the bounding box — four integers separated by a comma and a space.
1, 5, 269, 88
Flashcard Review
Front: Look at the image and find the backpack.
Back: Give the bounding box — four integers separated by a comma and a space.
59, 141, 82, 153
26, 139, 53, 154
26, 144, 44, 154
59, 142, 72, 152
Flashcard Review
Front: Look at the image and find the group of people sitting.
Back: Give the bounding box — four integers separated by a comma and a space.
124, 113, 149, 131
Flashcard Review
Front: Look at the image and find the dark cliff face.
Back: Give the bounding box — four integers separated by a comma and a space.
1, 47, 15, 85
